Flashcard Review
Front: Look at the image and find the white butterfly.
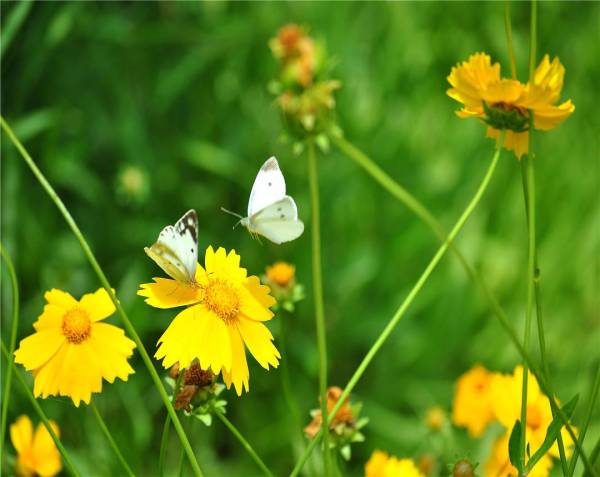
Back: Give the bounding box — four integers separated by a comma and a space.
144, 209, 198, 284
223, 157, 304, 244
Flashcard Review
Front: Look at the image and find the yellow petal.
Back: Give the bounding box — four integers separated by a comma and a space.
239, 286, 274, 322
222, 326, 249, 395
138, 278, 202, 309
33, 304, 64, 331
14, 329, 66, 371
245, 276, 276, 309
33, 345, 69, 399
486, 127, 529, 159
32, 421, 61, 477
55, 344, 101, 406
10, 415, 33, 454
79, 288, 116, 322
88, 323, 136, 382
44, 289, 77, 310
197, 309, 232, 373
533, 100, 575, 130
236, 317, 280, 369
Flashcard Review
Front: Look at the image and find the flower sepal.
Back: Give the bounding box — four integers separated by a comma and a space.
482, 101, 529, 133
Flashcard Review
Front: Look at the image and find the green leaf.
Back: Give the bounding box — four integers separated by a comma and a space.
525, 394, 579, 472
508, 420, 524, 473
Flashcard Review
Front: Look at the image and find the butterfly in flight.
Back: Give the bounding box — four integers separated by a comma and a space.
144, 209, 198, 284
222, 157, 304, 244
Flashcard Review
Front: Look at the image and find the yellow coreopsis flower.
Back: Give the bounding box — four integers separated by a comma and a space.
447, 52, 575, 158
10, 415, 62, 477
266, 261, 296, 288
365, 451, 424, 477
490, 365, 576, 460
138, 246, 280, 395
14, 288, 136, 406
452, 365, 495, 437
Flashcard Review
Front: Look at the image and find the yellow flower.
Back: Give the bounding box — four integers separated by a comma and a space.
490, 365, 576, 460
365, 451, 424, 477
14, 288, 136, 407
447, 52, 575, 158
452, 365, 495, 437
425, 406, 446, 432
10, 415, 62, 477
266, 261, 296, 288
138, 246, 280, 395
485, 431, 553, 477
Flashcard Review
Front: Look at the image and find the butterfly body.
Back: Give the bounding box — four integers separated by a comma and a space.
239, 157, 304, 244
144, 209, 199, 284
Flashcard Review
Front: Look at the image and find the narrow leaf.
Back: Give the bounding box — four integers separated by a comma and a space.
508, 419, 524, 472
525, 394, 579, 472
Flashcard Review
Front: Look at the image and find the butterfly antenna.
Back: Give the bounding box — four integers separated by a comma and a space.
221, 207, 243, 219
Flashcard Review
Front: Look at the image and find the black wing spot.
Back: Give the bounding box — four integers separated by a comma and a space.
190, 248, 193, 253
268, 182, 272, 186
277, 207, 282, 212
280, 214, 285, 219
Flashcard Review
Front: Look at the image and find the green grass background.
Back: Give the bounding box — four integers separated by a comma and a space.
1, 2, 599, 476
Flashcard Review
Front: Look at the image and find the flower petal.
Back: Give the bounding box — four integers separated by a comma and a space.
44, 289, 77, 310
239, 286, 274, 322
79, 288, 116, 322
33, 304, 64, 331
10, 415, 33, 454
236, 317, 280, 369
222, 325, 249, 395
14, 329, 66, 371
32, 421, 62, 477
245, 276, 276, 309
138, 278, 201, 309
88, 323, 136, 382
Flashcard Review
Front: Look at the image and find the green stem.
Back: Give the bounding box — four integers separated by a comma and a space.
0, 243, 20, 446
307, 139, 330, 474
290, 135, 505, 477
214, 409, 274, 477
586, 437, 600, 477
0, 342, 81, 477
158, 413, 171, 477
569, 365, 600, 476
503, 1, 518, 79
91, 402, 135, 477
0, 0, 33, 60
0, 116, 204, 477
331, 133, 590, 473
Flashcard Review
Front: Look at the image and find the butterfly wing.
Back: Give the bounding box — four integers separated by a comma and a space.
249, 196, 304, 244
144, 209, 198, 283
247, 157, 286, 217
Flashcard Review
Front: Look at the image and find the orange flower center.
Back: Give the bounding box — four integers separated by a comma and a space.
266, 262, 295, 287
62, 307, 92, 344
526, 404, 543, 431
204, 279, 239, 323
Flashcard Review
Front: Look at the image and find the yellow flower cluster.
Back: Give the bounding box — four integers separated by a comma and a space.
447, 53, 574, 158
10, 415, 62, 477
365, 451, 424, 477
452, 365, 576, 477
139, 246, 280, 395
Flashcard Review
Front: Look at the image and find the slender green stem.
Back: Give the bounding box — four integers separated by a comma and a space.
290, 136, 505, 477
586, 437, 600, 477
529, 0, 537, 79
91, 402, 135, 477
331, 133, 590, 473
519, 154, 535, 474
0, 116, 204, 477
159, 370, 185, 477
0, 0, 33, 60
214, 409, 274, 477
1, 342, 81, 477
504, 1, 518, 79
307, 139, 330, 474
0, 243, 20, 446
569, 365, 600, 476
177, 447, 186, 477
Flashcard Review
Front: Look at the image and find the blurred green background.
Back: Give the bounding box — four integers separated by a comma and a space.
1, 2, 599, 476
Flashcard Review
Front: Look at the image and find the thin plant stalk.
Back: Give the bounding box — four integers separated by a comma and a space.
0, 116, 204, 477
159, 370, 186, 477
214, 409, 274, 477
569, 365, 600, 476
586, 437, 600, 477
0, 243, 20, 446
90, 402, 135, 477
330, 133, 585, 464
290, 135, 505, 477
307, 139, 330, 474
1, 342, 81, 477
504, 1, 518, 79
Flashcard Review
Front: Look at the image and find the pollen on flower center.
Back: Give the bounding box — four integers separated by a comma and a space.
62, 308, 92, 344
204, 279, 240, 323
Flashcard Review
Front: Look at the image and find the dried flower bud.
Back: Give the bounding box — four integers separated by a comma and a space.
452, 459, 475, 477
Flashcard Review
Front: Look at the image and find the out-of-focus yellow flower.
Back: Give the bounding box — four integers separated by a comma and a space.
425, 406, 446, 432
139, 246, 280, 395
452, 365, 495, 437
269, 24, 316, 88
490, 365, 576, 460
365, 450, 425, 477
10, 415, 62, 477
447, 52, 575, 158
14, 288, 136, 406
266, 261, 296, 287
485, 431, 553, 477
